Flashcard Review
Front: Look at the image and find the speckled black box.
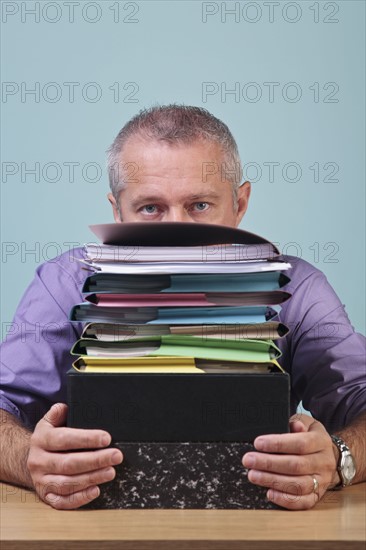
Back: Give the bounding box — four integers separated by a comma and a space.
67, 371, 290, 509
87, 441, 278, 509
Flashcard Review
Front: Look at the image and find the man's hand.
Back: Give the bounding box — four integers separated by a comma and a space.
27, 403, 123, 510
242, 414, 339, 510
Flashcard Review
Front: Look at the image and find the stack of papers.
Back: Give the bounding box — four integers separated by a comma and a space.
69, 222, 291, 374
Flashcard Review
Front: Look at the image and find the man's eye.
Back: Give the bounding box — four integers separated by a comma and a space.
141, 205, 158, 214
193, 202, 209, 212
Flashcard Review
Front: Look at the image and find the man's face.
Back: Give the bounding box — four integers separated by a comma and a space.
108, 137, 251, 228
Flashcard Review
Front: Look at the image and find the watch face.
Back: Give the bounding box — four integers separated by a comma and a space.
343, 454, 356, 482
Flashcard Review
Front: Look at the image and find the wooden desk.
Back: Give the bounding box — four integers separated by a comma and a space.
1, 482, 365, 549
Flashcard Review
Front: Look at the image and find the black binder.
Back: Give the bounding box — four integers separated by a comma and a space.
67, 371, 290, 509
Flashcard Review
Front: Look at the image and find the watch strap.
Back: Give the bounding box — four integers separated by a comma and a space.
330, 434, 355, 488
331, 434, 349, 454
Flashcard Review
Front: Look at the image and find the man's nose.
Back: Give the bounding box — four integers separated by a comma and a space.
164, 208, 192, 223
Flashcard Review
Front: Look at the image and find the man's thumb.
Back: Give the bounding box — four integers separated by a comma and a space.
290, 420, 308, 433
43, 403, 68, 427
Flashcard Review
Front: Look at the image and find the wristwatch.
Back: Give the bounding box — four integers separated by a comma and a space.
330, 435, 356, 488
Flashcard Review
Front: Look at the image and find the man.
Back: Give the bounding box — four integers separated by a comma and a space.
1, 105, 365, 510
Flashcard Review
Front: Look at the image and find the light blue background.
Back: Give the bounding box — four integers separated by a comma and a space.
1, 0, 365, 335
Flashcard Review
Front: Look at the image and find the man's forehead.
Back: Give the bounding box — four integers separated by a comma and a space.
120, 136, 226, 169
114, 136, 234, 189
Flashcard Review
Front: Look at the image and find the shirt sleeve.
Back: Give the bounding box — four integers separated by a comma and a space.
277, 256, 366, 432
0, 251, 85, 429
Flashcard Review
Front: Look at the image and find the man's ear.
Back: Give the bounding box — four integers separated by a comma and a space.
235, 181, 251, 226
107, 193, 122, 223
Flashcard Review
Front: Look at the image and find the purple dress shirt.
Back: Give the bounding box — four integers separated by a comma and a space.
1, 248, 365, 432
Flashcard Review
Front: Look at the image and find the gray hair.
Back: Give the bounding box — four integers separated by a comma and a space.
107, 104, 243, 206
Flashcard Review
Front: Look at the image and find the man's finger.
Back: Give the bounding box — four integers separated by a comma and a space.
289, 420, 308, 433
40, 426, 112, 451
44, 447, 123, 476
44, 486, 101, 510
252, 431, 321, 455
289, 413, 315, 429
43, 403, 68, 428
247, 469, 320, 496
242, 451, 322, 476
266, 487, 322, 511
39, 466, 117, 496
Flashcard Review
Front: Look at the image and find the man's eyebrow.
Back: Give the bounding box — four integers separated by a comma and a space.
186, 193, 221, 201
130, 196, 166, 208
130, 192, 221, 208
